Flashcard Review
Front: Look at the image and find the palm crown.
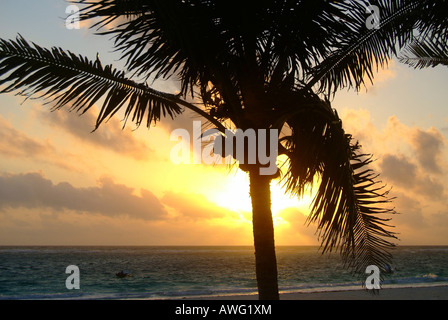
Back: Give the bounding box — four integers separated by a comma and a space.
1, 0, 446, 299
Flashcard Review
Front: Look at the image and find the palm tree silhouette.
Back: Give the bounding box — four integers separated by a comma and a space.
0, 0, 445, 300
399, 2, 448, 69
399, 37, 448, 69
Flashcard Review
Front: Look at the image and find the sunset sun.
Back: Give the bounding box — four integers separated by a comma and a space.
211, 169, 313, 225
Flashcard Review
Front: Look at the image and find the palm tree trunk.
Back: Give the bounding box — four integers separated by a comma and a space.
249, 171, 279, 300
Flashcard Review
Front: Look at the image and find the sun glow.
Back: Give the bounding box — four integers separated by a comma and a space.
271, 181, 313, 216
211, 170, 252, 213
210, 169, 313, 226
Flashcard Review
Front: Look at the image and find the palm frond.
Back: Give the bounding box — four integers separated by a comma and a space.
412, 0, 448, 45
75, 0, 244, 97
0, 35, 183, 130
73, 1, 372, 109
305, 0, 425, 95
281, 97, 397, 278
399, 36, 448, 69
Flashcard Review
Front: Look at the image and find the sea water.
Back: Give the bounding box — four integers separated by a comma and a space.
0, 246, 447, 300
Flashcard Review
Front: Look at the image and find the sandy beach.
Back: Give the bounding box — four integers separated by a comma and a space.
200, 284, 448, 300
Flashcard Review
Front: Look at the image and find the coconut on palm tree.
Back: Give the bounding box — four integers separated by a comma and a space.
1, 0, 445, 300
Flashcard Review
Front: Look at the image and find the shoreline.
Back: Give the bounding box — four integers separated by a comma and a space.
1, 285, 447, 300
189, 283, 448, 300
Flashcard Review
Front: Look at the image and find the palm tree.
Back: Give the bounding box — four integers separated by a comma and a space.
0, 0, 445, 300
399, 0, 448, 69
399, 37, 448, 69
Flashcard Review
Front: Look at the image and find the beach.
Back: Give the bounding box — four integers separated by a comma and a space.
204, 284, 448, 300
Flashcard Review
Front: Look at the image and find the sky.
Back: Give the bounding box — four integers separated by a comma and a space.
0, 0, 447, 246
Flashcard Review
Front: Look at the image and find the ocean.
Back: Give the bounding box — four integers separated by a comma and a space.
0, 246, 447, 300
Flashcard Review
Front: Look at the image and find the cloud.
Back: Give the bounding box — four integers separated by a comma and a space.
0, 115, 52, 158
274, 208, 320, 245
380, 153, 445, 201
161, 191, 236, 221
340, 108, 377, 145
0, 115, 78, 171
0, 172, 253, 245
342, 109, 446, 178
0, 172, 167, 221
36, 106, 153, 161
342, 112, 446, 172
380, 154, 418, 187
340, 108, 448, 244
392, 192, 426, 229
361, 59, 398, 94
410, 127, 445, 174
417, 176, 445, 200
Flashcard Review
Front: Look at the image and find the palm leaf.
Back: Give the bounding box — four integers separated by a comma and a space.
412, 0, 448, 45
304, 0, 427, 95
0, 35, 183, 130
73, 1, 365, 111
399, 36, 448, 69
75, 0, 250, 101
281, 96, 397, 279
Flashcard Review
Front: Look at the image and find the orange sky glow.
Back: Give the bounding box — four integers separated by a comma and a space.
0, 1, 447, 246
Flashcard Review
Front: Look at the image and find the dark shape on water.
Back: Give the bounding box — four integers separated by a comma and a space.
384, 264, 395, 274
116, 270, 132, 278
